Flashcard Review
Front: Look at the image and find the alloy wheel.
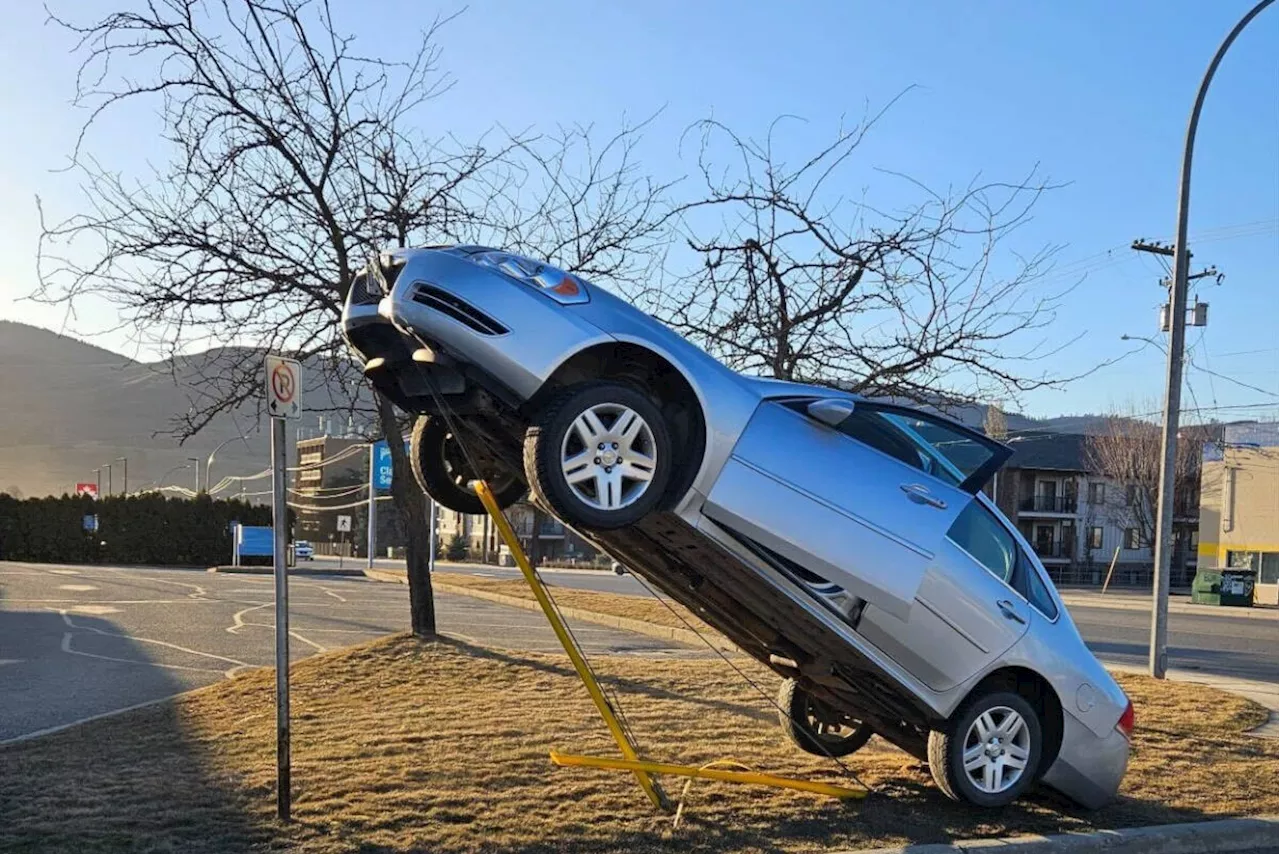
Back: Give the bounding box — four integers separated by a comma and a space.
962, 705, 1032, 795
558, 402, 657, 511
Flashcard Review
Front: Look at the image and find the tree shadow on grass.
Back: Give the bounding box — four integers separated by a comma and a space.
0, 600, 269, 854
436, 635, 776, 725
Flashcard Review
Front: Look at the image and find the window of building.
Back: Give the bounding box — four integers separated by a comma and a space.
1124, 528, 1141, 550
1087, 482, 1105, 505
1260, 553, 1279, 586
1088, 527, 1104, 549
946, 502, 1016, 584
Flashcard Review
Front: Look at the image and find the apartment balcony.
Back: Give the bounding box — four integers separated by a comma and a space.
1018, 495, 1078, 515
1031, 540, 1074, 562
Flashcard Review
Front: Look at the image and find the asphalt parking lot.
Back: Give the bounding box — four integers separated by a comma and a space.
0, 561, 700, 742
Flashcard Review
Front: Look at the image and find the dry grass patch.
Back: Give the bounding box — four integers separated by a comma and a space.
435, 571, 713, 632
1, 635, 1273, 854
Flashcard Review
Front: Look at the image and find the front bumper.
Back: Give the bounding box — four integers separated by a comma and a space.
1041, 713, 1129, 808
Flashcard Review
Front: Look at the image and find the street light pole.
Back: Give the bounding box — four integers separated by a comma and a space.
115, 457, 128, 495
94, 468, 102, 497
104, 463, 113, 496
1149, 0, 1274, 679
207, 434, 251, 493
187, 457, 202, 494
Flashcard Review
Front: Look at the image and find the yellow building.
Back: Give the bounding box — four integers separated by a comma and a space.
1197, 422, 1279, 606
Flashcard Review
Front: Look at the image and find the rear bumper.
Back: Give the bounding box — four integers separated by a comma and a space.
1041, 713, 1129, 808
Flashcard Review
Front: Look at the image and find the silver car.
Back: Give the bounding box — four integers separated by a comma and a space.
342, 246, 1133, 809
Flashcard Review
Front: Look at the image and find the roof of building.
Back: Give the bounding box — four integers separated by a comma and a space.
1001, 431, 1088, 472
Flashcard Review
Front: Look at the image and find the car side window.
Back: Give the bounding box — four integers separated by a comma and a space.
835, 408, 933, 473
1020, 559, 1060, 620
946, 501, 1016, 584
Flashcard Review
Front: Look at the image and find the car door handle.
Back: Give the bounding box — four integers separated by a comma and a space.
900, 483, 947, 509
997, 599, 1026, 624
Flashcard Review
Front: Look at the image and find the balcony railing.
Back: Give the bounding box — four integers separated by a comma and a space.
1019, 495, 1078, 514
1032, 540, 1073, 559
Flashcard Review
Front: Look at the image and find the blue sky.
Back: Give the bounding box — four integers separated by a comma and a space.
1, 0, 1275, 420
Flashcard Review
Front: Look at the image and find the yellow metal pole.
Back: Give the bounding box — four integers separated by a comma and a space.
472, 481, 668, 811
549, 750, 866, 800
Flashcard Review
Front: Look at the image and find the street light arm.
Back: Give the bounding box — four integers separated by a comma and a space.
206, 434, 252, 493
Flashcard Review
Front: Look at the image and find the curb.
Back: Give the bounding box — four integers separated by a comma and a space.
363, 568, 737, 653
838, 816, 1277, 853
208, 565, 368, 577
1059, 595, 1276, 621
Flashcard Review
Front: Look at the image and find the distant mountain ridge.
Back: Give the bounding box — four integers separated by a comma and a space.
0, 320, 1114, 497
0, 321, 361, 498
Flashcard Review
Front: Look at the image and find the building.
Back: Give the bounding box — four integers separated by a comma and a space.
1196, 422, 1279, 606
987, 431, 1199, 587
435, 500, 599, 565
292, 437, 368, 553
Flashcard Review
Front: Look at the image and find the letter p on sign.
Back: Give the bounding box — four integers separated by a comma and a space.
266, 355, 302, 420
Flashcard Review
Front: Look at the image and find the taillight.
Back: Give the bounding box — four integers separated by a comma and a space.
1116, 698, 1135, 741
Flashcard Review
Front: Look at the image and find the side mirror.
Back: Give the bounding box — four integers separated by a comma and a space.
807, 398, 854, 427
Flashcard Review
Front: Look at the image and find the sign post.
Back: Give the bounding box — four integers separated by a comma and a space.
336, 514, 352, 568
366, 445, 377, 570
265, 354, 300, 822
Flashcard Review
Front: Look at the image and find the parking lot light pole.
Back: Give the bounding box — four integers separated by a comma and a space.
187, 457, 202, 493
206, 434, 251, 493
104, 463, 112, 496
94, 468, 102, 497
115, 457, 128, 495
1148, 0, 1274, 679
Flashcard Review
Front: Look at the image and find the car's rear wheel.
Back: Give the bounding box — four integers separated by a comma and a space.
927, 690, 1042, 808
410, 415, 525, 514
777, 678, 874, 758
523, 381, 673, 530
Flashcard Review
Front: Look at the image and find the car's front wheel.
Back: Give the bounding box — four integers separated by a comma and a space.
927, 690, 1042, 808
523, 381, 673, 530
410, 415, 525, 514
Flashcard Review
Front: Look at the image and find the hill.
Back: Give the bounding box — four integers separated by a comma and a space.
0, 322, 363, 499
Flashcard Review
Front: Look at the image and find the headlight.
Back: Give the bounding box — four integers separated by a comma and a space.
471, 250, 590, 305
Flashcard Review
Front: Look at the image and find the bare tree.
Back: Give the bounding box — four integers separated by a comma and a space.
646, 114, 1080, 406
1084, 409, 1210, 551
35, 1, 671, 634
35, 0, 514, 635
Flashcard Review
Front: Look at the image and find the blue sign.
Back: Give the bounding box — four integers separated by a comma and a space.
83, 514, 98, 533
372, 439, 409, 490
236, 524, 274, 557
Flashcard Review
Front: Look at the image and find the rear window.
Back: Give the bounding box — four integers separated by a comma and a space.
1021, 563, 1059, 620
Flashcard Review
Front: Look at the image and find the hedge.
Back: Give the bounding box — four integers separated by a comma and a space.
0, 492, 273, 567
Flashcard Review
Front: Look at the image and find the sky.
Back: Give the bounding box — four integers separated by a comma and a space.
1, 0, 1276, 421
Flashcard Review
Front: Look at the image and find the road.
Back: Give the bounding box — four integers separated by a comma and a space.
0, 561, 700, 742
4, 558, 1274, 743
398, 559, 1280, 684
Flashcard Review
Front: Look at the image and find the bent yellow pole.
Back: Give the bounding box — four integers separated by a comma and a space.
472, 480, 668, 811
550, 750, 867, 800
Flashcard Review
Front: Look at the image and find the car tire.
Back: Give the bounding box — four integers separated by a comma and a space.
524, 381, 673, 530
777, 678, 874, 758
927, 689, 1043, 808
410, 415, 525, 515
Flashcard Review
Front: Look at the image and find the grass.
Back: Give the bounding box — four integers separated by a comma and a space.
1, 634, 1274, 854
435, 571, 715, 633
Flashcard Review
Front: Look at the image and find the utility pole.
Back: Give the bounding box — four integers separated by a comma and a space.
1131, 0, 1273, 680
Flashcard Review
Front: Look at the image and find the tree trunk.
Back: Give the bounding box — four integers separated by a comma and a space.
528, 507, 545, 568
376, 394, 435, 637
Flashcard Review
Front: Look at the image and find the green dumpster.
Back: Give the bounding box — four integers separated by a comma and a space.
1191, 569, 1221, 606
1219, 568, 1256, 608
